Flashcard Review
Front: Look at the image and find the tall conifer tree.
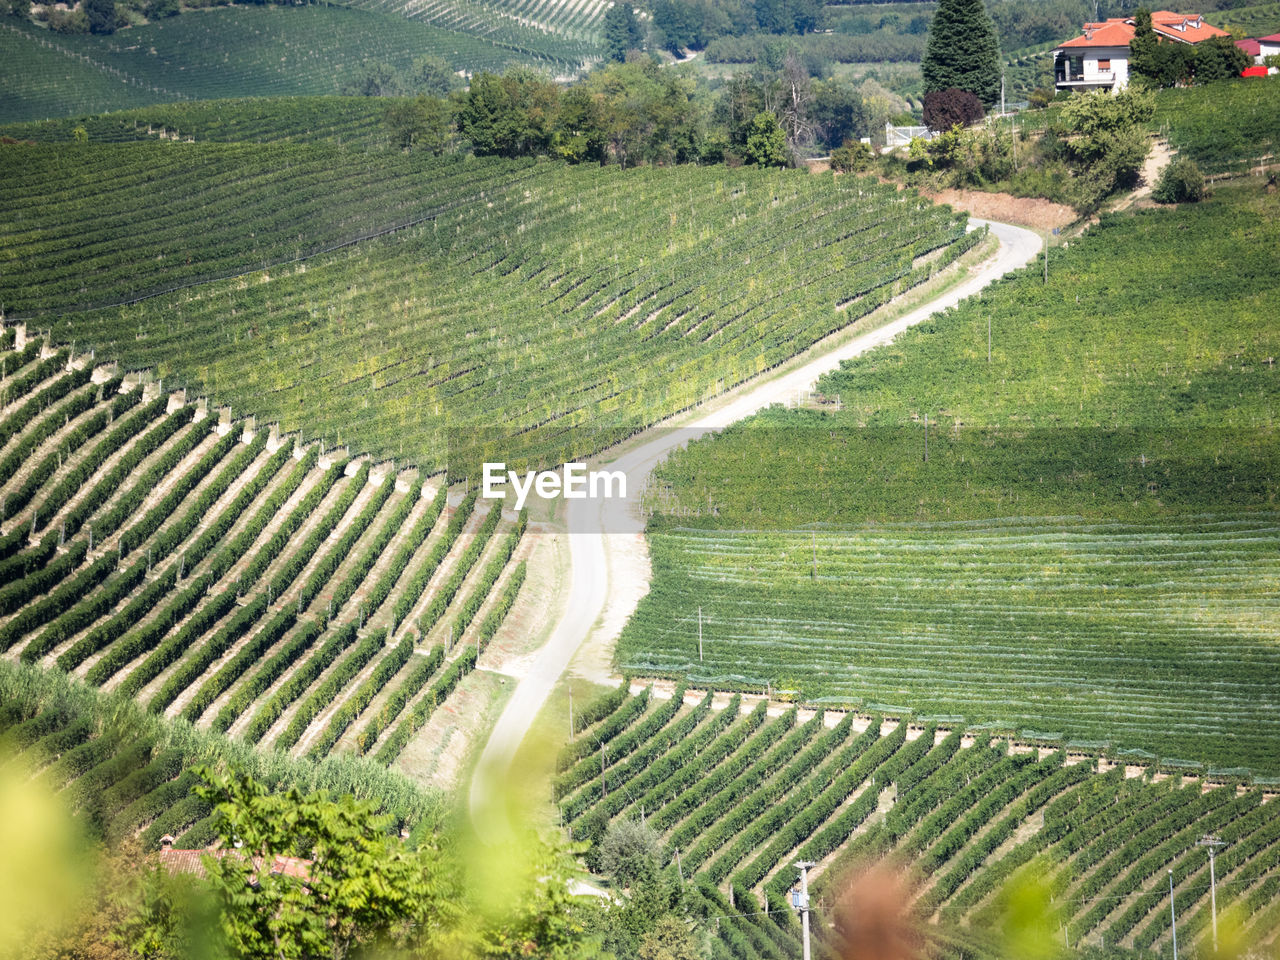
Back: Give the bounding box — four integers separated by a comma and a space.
922, 0, 1002, 107
603, 2, 643, 62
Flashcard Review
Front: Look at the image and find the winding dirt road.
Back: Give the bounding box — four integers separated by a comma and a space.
469, 218, 1043, 843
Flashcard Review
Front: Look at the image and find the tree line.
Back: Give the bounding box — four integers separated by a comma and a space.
382, 54, 907, 167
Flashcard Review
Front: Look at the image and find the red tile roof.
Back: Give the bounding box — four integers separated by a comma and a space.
1259, 33, 1280, 42
1058, 12, 1228, 49
1237, 38, 1262, 55
156, 840, 312, 884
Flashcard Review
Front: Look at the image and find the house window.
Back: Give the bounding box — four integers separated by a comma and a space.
1098, 58, 1111, 69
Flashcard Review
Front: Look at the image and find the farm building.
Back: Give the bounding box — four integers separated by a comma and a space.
1053, 11, 1228, 90
1236, 34, 1280, 72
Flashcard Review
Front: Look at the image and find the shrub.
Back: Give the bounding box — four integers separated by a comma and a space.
1152, 156, 1205, 203
830, 139, 874, 173
923, 88, 985, 132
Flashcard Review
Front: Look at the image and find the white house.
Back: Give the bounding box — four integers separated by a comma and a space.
1054, 11, 1229, 91
1236, 34, 1280, 70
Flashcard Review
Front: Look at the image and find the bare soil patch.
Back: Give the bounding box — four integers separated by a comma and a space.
923, 188, 1076, 232
396, 668, 513, 792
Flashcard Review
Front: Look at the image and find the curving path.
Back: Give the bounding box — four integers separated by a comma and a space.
469, 218, 1043, 843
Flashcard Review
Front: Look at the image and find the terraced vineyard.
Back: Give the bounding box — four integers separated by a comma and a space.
1, 147, 536, 314
339, 0, 605, 51
0, 331, 529, 771
620, 183, 1280, 773
1154, 76, 1280, 175
562, 686, 1280, 960
0, 23, 163, 122
0, 6, 583, 123
0, 659, 441, 850
0, 97, 397, 149
8, 147, 976, 473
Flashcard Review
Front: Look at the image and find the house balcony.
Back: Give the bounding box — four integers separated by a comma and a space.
1055, 71, 1116, 87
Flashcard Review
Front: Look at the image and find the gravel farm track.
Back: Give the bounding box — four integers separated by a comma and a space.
469, 217, 1043, 842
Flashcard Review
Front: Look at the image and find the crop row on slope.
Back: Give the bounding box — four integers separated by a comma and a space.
0, 6, 585, 123
0, 659, 442, 850
337, 0, 602, 56
22, 156, 973, 472
1154, 76, 1280, 174
0, 24, 159, 124
619, 182, 1280, 774
562, 688, 1280, 960
0, 337, 530, 770
0, 97, 401, 148
0, 146, 536, 315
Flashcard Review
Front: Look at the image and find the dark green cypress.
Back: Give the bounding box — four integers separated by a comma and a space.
921, 0, 1002, 107
602, 2, 643, 62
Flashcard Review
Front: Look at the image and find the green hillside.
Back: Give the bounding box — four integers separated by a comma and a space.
0, 6, 581, 123
7, 149, 975, 471
1, 147, 534, 314
619, 182, 1280, 773
0, 97, 395, 147
0, 337, 528, 767
562, 689, 1280, 960
0, 660, 442, 849
1155, 77, 1280, 174
337, 0, 603, 53
0, 23, 162, 121
340, 0, 606, 41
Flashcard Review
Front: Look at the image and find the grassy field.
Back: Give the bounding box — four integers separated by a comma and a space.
0, 6, 583, 123
563, 688, 1280, 960
619, 183, 1280, 773
9, 148, 974, 472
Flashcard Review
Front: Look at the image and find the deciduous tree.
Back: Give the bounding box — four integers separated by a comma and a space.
923, 87, 984, 132
744, 111, 788, 166
85, 0, 115, 34
192, 768, 457, 960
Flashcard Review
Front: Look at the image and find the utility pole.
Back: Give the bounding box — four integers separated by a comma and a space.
1169, 870, 1179, 960
568, 685, 574, 741
1001, 73, 1006, 116
793, 861, 816, 960
1198, 835, 1225, 952
698, 606, 703, 662
601, 743, 607, 798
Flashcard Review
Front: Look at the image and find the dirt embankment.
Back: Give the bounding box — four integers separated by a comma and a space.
921, 188, 1077, 232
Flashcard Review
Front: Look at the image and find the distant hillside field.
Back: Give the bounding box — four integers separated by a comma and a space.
0, 97, 396, 147
4, 146, 976, 471
338, 0, 604, 51
620, 183, 1280, 773
0, 6, 582, 123
0, 23, 161, 121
